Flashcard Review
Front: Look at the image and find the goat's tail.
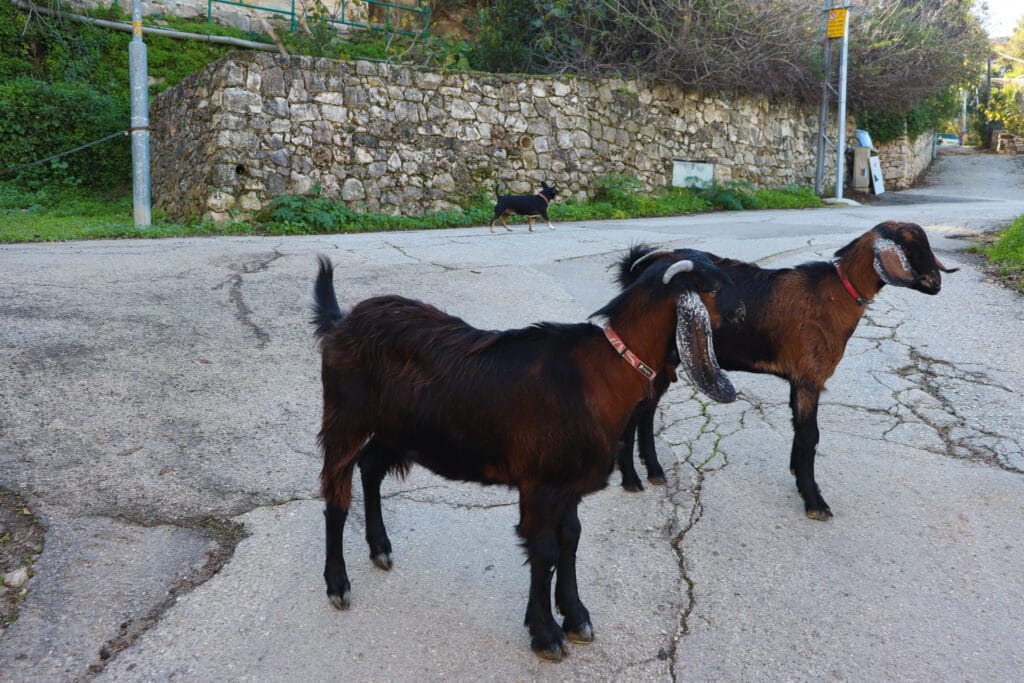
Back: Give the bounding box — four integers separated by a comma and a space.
312, 255, 347, 337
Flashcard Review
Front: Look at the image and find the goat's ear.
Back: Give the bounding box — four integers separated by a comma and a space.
675, 291, 736, 403
872, 237, 918, 286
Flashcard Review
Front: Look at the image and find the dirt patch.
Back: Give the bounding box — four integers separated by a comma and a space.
0, 488, 45, 631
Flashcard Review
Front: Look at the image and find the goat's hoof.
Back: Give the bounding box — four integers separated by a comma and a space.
647, 475, 667, 486
328, 590, 351, 610
371, 552, 393, 570
621, 477, 644, 492
805, 507, 834, 521
532, 637, 569, 663
564, 621, 594, 644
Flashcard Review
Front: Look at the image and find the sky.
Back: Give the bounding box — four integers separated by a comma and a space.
981, 0, 1023, 37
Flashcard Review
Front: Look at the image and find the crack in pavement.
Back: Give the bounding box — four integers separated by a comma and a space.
647, 304, 1020, 679
653, 387, 737, 681
381, 485, 516, 510
217, 250, 284, 349
892, 348, 1022, 473
82, 516, 248, 680
384, 241, 459, 271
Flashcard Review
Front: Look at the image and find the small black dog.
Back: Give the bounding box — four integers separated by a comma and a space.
490, 182, 559, 233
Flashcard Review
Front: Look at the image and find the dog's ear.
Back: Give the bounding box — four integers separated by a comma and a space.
541, 181, 550, 189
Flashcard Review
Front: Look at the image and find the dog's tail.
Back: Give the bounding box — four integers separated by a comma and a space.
311, 255, 347, 338
495, 184, 500, 199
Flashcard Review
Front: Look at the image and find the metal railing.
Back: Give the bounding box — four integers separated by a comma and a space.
207, 0, 429, 38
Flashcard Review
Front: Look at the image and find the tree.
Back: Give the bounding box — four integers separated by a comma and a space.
466, 0, 990, 111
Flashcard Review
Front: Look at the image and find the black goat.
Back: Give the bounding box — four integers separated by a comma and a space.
616, 221, 956, 520
311, 250, 742, 661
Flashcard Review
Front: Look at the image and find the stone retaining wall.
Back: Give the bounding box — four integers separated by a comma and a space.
151, 51, 843, 221
876, 131, 935, 191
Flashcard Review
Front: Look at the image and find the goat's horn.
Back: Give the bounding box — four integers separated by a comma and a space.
630, 249, 673, 272
663, 260, 694, 283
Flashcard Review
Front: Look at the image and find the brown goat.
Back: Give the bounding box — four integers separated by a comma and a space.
617, 221, 957, 519
311, 250, 742, 661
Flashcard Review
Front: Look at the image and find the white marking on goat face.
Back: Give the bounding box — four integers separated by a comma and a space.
873, 237, 917, 286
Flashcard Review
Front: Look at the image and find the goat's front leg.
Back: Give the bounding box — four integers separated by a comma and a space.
635, 397, 667, 485
615, 408, 645, 491
554, 500, 593, 644
358, 438, 394, 570
788, 383, 832, 520
518, 487, 568, 661
618, 393, 668, 491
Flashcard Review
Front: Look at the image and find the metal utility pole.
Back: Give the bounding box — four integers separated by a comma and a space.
814, 2, 851, 199
960, 88, 968, 144
129, 0, 152, 226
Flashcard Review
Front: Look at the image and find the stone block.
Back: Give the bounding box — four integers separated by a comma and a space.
342, 177, 366, 200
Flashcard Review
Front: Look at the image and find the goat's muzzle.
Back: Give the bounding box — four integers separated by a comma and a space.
914, 271, 942, 295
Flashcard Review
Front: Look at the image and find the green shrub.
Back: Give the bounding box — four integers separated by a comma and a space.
857, 90, 961, 144
593, 175, 638, 209
978, 214, 1024, 292
983, 85, 1024, 137
0, 78, 130, 189
696, 180, 758, 211
984, 214, 1024, 267
752, 184, 822, 209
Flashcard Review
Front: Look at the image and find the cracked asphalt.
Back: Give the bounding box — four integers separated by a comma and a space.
2, 147, 1023, 680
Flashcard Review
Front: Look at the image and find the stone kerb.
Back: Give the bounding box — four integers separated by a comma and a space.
151, 51, 832, 222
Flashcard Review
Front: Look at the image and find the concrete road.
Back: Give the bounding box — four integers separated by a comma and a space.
2, 148, 1023, 681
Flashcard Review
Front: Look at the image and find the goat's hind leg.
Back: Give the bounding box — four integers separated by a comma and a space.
518, 488, 569, 661
323, 503, 351, 608
320, 417, 367, 608
788, 383, 832, 520
358, 438, 397, 570
554, 500, 593, 645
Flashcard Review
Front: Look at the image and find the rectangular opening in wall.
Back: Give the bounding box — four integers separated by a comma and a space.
672, 160, 715, 188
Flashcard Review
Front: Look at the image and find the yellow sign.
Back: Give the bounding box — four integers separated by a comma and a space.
827, 8, 847, 39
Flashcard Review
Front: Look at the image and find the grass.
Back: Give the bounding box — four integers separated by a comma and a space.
977, 214, 1024, 292
0, 180, 824, 243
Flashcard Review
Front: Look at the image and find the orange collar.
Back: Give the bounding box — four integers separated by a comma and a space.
603, 324, 656, 380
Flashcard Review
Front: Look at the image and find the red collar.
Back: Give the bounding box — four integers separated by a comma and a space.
603, 324, 657, 380
536, 192, 550, 205
835, 262, 869, 305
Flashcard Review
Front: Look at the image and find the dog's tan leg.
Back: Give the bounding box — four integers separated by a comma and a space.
490, 220, 496, 234
501, 217, 512, 232
529, 218, 535, 232
548, 221, 555, 230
